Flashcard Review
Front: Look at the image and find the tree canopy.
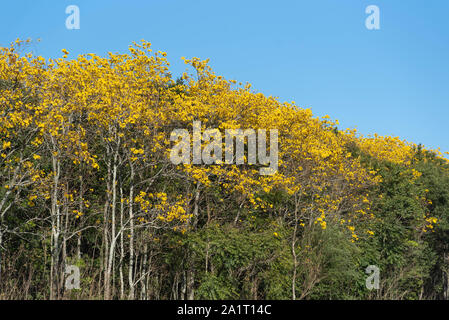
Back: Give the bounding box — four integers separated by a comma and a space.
0, 39, 448, 300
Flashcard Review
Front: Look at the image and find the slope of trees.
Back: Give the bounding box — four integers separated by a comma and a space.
0, 39, 448, 300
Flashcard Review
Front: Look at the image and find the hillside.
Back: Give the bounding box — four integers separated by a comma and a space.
1, 39, 449, 300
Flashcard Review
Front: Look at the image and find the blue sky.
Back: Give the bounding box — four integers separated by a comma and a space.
1, 0, 448, 152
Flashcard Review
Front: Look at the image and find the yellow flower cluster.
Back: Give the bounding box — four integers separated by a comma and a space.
2, 39, 445, 241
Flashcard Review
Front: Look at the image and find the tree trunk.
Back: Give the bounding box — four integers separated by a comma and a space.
128, 162, 135, 299
50, 152, 61, 300
119, 187, 125, 300
291, 197, 299, 300
101, 150, 111, 296
105, 154, 118, 300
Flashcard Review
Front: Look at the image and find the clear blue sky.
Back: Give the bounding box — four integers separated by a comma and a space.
1, 0, 448, 152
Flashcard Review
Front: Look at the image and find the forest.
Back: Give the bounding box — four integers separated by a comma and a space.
0, 39, 449, 300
